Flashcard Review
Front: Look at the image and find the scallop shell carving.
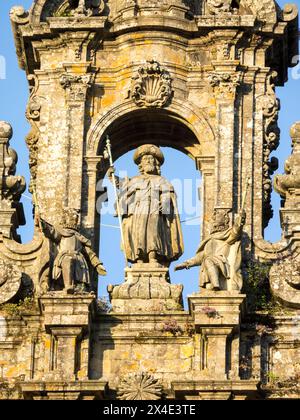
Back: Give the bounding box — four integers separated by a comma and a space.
117, 372, 163, 400
131, 60, 172, 108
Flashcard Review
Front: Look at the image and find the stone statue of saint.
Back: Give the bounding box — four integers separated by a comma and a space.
109, 144, 184, 266
40, 208, 106, 293
175, 209, 246, 291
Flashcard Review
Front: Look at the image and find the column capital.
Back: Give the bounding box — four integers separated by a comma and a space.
195, 155, 215, 173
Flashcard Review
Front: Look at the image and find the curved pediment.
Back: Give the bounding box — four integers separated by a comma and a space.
239, 0, 279, 23
30, 0, 106, 25
27, 0, 296, 27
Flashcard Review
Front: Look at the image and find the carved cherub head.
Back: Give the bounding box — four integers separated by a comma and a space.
62, 208, 80, 230
210, 209, 231, 234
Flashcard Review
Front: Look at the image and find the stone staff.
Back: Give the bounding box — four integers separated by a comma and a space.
104, 136, 128, 266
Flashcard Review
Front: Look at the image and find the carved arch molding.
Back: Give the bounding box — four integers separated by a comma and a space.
86, 100, 215, 159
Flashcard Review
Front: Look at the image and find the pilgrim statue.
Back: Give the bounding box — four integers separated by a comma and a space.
108, 144, 184, 267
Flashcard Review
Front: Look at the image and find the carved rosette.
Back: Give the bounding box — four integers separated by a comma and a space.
117, 372, 163, 400
0, 259, 22, 305
60, 73, 95, 102
270, 254, 300, 309
130, 60, 173, 108
259, 71, 280, 227
208, 72, 241, 97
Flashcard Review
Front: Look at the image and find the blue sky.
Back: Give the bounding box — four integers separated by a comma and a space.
0, 0, 299, 303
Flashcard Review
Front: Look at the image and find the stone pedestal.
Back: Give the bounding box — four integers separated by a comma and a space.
40, 294, 95, 381
108, 264, 183, 313
188, 291, 246, 380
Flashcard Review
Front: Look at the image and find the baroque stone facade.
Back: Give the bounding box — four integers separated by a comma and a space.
0, 0, 299, 400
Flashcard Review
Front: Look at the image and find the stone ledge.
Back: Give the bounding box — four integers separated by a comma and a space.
20, 380, 108, 400
48, 17, 107, 31
171, 380, 259, 400
196, 15, 256, 28
260, 385, 300, 400
188, 291, 246, 327
40, 294, 95, 327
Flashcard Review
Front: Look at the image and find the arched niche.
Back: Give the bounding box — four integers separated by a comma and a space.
97, 108, 201, 160
83, 103, 216, 260
87, 99, 215, 158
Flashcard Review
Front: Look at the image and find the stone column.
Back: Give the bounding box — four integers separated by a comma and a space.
60, 64, 95, 211
188, 291, 245, 380
195, 156, 215, 239
209, 62, 241, 212
82, 155, 104, 247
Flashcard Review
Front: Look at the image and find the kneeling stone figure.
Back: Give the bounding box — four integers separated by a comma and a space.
175, 209, 246, 292
41, 208, 106, 294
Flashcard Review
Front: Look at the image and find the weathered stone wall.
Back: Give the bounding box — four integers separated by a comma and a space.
0, 0, 299, 400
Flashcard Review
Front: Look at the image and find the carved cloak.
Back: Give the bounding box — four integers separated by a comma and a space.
117, 174, 183, 263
